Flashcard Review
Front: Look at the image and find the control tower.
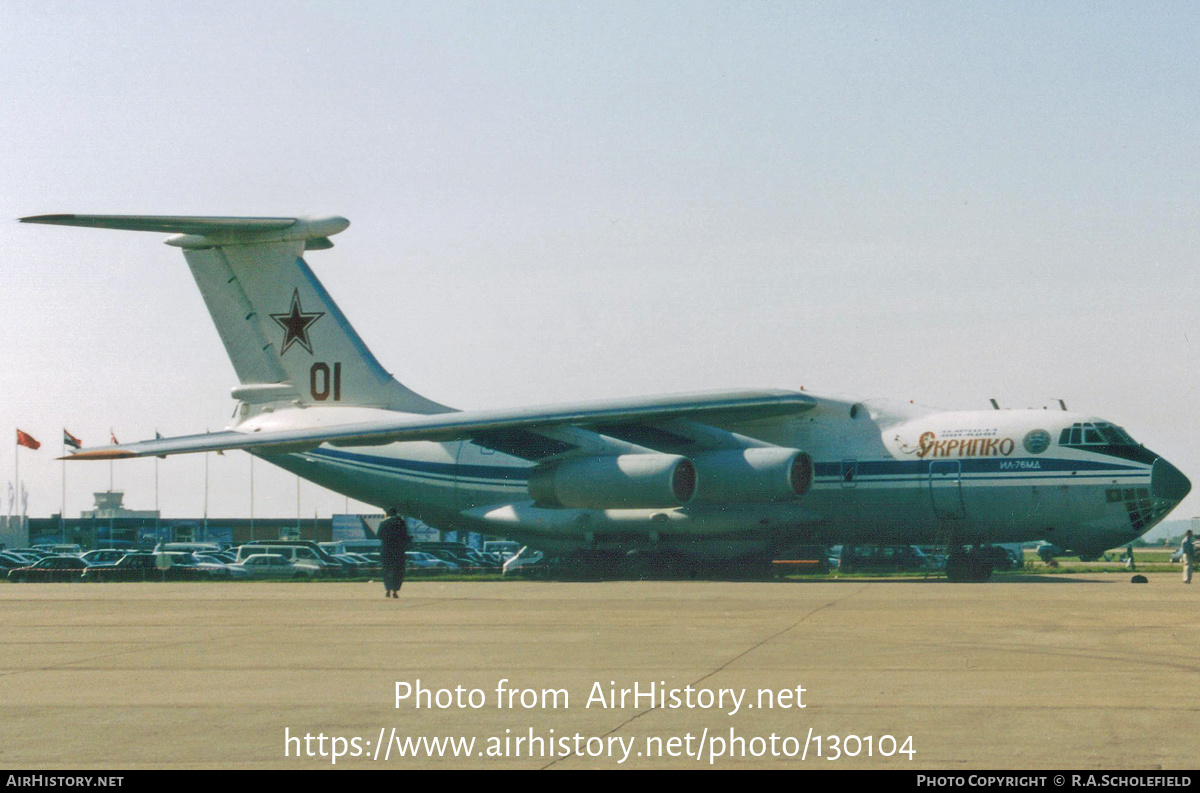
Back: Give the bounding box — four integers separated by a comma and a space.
80, 491, 159, 520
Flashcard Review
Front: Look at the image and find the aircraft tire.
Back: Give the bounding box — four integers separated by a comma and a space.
946, 551, 993, 583
971, 557, 994, 582
945, 552, 968, 582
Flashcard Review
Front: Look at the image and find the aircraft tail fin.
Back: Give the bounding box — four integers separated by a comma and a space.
21, 214, 450, 414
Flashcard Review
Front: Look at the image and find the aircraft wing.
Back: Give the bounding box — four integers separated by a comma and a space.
64, 389, 815, 460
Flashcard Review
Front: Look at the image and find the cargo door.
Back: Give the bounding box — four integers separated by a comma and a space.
929, 460, 965, 520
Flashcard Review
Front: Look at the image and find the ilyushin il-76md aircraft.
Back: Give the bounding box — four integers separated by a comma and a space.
24, 214, 1192, 581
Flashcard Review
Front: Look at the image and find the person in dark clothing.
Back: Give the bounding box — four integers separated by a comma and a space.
1182, 529, 1196, 585
377, 508, 412, 598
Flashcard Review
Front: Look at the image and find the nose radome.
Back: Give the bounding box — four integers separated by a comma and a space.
1151, 458, 1192, 502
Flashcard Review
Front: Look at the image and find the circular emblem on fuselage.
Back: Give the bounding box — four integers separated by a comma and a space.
1023, 429, 1051, 455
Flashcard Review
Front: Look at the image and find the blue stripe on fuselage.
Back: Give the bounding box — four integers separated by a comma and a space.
305, 447, 1144, 490
813, 458, 1142, 477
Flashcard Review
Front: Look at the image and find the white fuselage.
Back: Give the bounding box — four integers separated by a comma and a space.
251, 394, 1186, 561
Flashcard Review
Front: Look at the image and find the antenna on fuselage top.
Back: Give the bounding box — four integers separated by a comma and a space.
1058, 399, 1068, 411
989, 399, 1000, 410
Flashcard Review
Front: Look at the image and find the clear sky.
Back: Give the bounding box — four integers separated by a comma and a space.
1, 1, 1197, 523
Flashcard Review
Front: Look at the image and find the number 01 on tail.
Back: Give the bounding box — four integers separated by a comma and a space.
311, 362, 341, 401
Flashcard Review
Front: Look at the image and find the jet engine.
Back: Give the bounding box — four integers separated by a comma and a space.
690, 447, 813, 503
528, 454, 697, 509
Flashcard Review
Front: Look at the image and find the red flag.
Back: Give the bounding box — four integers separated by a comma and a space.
63, 429, 82, 450
16, 429, 40, 450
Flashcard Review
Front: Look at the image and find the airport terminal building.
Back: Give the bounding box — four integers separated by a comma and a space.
14, 491, 459, 550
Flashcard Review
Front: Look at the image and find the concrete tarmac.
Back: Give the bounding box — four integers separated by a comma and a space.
1, 575, 1197, 769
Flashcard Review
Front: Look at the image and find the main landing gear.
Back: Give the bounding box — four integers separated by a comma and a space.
945, 547, 994, 582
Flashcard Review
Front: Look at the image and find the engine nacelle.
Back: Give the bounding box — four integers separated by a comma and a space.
690, 447, 813, 503
528, 454, 696, 509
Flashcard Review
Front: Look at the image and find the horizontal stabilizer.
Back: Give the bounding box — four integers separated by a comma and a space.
20, 214, 350, 248
21, 214, 300, 234
62, 389, 816, 460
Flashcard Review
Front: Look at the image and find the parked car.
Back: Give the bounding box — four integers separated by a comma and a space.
238, 540, 339, 562
414, 545, 497, 571
154, 542, 224, 556
164, 552, 241, 579
0, 552, 39, 571
234, 542, 343, 577
326, 553, 367, 576
459, 548, 502, 570
412, 542, 499, 571
410, 548, 454, 565
194, 553, 250, 579
229, 553, 316, 579
81, 553, 213, 582
405, 551, 456, 570
333, 553, 381, 576
8, 556, 90, 582
838, 545, 934, 573
32, 544, 83, 556
197, 550, 237, 564
483, 540, 522, 560
79, 549, 127, 567
423, 549, 478, 569
11, 548, 54, 561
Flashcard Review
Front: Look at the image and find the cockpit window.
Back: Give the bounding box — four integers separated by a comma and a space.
1059, 422, 1137, 447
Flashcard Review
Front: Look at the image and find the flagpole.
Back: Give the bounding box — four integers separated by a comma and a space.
61, 434, 66, 544
14, 430, 19, 538
203, 449, 209, 541
154, 439, 160, 543
249, 455, 255, 541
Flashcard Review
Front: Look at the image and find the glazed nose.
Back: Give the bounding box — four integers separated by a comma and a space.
1151, 458, 1192, 502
